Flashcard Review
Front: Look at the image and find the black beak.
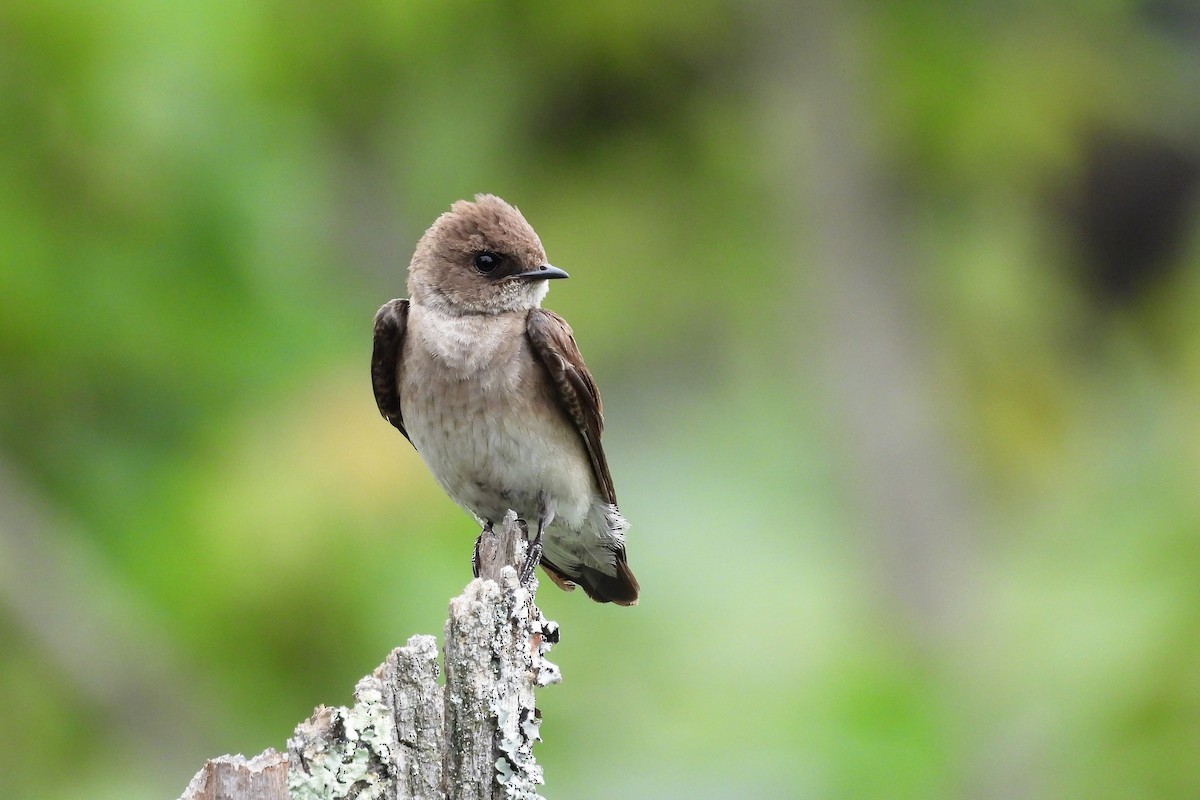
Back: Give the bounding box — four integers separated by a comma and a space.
511, 264, 569, 281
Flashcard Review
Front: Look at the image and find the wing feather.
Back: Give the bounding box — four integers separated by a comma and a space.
525, 308, 616, 505
371, 299, 411, 443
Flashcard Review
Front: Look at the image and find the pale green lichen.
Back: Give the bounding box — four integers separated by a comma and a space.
288, 676, 396, 800
288, 518, 560, 800
483, 565, 558, 800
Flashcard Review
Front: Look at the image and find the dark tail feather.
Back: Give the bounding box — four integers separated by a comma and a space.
541, 555, 640, 607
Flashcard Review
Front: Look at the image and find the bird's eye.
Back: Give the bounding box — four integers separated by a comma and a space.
473, 252, 502, 274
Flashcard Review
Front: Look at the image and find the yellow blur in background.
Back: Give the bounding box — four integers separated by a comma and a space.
2, 2, 1200, 798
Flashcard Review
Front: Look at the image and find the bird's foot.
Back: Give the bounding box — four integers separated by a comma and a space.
518, 513, 546, 587
518, 538, 543, 586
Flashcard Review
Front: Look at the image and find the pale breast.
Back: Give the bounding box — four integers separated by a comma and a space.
399, 304, 595, 526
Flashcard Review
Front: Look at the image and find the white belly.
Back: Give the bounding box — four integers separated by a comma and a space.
407, 393, 595, 528
399, 305, 595, 529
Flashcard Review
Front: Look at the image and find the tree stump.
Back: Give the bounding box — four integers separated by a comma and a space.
179, 511, 560, 800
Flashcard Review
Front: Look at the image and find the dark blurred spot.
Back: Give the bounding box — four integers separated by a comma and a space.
525, 42, 734, 156
529, 58, 687, 152
1142, 0, 1200, 43
1063, 134, 1200, 307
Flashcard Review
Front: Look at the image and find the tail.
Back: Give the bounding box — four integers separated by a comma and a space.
541, 553, 640, 606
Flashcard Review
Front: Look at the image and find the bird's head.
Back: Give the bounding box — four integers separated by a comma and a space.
406, 194, 569, 315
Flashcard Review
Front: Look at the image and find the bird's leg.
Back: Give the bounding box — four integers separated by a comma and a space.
519, 495, 555, 586
472, 520, 494, 579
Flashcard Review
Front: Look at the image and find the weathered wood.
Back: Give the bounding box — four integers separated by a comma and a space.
179, 751, 288, 800
179, 512, 559, 800
443, 514, 560, 799
387, 635, 445, 798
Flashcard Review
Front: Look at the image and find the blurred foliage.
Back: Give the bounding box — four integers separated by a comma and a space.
2, 1, 1200, 798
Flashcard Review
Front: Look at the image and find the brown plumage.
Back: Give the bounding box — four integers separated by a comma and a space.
371, 194, 639, 605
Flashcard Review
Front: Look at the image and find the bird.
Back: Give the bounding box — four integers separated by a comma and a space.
371, 194, 639, 606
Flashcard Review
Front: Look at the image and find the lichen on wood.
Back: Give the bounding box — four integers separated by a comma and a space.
178, 511, 559, 800
444, 510, 560, 800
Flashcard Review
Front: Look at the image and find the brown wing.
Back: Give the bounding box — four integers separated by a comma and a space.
525, 308, 616, 505
371, 298, 411, 443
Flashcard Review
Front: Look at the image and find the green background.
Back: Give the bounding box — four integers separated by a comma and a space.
3, 2, 1200, 797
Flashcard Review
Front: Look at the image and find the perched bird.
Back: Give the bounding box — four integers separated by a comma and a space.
371, 194, 639, 605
